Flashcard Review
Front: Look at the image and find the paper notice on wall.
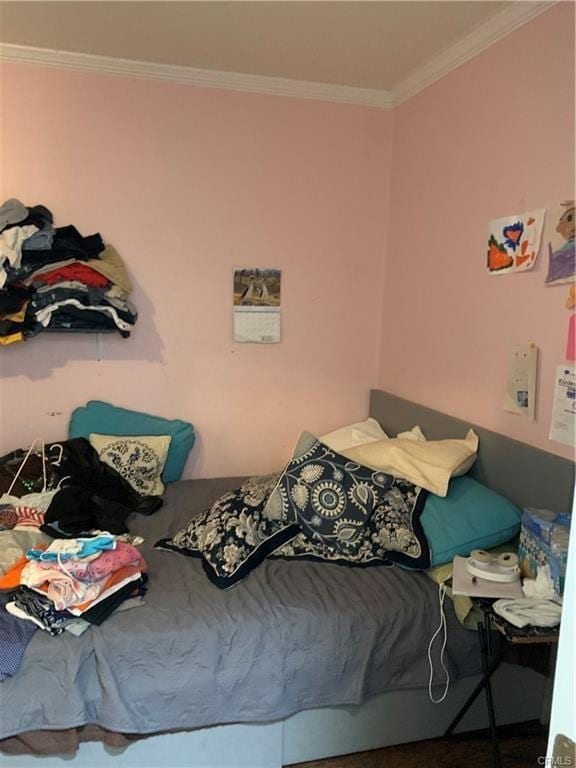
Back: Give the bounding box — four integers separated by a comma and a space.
549, 365, 576, 447
487, 209, 545, 274
503, 344, 538, 420
233, 267, 281, 343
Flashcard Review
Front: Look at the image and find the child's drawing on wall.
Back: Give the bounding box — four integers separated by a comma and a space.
544, 200, 575, 285
487, 209, 545, 274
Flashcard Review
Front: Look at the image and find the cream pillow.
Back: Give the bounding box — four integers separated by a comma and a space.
320, 418, 388, 452
342, 430, 478, 497
396, 426, 427, 442
89, 434, 172, 496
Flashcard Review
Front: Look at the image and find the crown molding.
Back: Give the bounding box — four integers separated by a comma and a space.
0, 2, 557, 109
0, 43, 394, 108
390, 1, 557, 106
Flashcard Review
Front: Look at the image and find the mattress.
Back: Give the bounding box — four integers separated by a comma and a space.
0, 477, 482, 741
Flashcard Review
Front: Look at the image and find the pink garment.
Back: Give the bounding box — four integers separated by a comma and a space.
83, 541, 142, 581
34, 541, 142, 582
20, 561, 104, 611
14, 506, 44, 529
45, 577, 105, 611
35, 553, 97, 579
67, 569, 143, 616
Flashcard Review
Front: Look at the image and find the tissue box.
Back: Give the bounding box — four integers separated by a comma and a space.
518, 508, 571, 595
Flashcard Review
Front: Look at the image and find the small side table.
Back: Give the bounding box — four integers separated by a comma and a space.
444, 599, 559, 768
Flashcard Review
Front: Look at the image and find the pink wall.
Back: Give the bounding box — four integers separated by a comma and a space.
1, 3, 574, 477
0, 64, 393, 476
379, 2, 575, 460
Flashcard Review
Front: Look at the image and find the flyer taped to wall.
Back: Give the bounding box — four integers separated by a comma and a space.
549, 365, 576, 447
503, 344, 538, 420
233, 267, 281, 343
487, 209, 545, 274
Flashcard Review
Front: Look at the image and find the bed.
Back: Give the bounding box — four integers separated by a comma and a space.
0, 390, 573, 768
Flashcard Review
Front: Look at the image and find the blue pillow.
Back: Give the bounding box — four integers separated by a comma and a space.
421, 475, 522, 567
69, 401, 194, 483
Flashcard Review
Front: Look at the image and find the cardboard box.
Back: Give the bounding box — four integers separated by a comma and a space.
518, 508, 570, 595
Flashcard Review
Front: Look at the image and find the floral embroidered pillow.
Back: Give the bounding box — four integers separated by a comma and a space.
263, 432, 391, 556
271, 530, 394, 568
156, 474, 299, 589
264, 432, 430, 567
89, 434, 171, 496
272, 473, 430, 570
368, 478, 430, 568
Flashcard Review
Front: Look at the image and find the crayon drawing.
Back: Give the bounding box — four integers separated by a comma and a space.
544, 200, 575, 286
487, 209, 545, 274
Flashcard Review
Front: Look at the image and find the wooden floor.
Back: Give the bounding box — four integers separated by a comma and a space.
290, 722, 548, 768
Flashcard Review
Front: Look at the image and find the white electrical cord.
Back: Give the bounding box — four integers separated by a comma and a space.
427, 582, 450, 704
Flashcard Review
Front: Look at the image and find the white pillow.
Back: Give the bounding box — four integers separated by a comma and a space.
320, 418, 388, 452
396, 426, 426, 442
89, 434, 172, 496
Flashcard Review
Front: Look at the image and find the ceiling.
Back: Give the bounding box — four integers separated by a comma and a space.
0, 1, 516, 91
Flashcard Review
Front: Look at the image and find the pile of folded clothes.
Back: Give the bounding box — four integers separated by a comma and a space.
0, 532, 147, 681
0, 197, 137, 344
0, 532, 147, 642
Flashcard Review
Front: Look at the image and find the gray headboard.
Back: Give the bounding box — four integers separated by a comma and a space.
369, 389, 575, 514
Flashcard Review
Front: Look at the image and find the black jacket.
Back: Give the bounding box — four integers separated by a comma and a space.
41, 438, 163, 536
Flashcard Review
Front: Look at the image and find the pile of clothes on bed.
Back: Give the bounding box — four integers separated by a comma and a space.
0, 533, 147, 660
0, 438, 162, 536
0, 197, 137, 344
0, 437, 162, 680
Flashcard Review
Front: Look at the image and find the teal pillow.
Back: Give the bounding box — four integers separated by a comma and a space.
421, 475, 522, 567
69, 401, 194, 483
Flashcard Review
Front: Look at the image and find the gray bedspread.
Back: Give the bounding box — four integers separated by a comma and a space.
0, 478, 481, 739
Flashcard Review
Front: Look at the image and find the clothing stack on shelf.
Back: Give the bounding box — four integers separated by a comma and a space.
0, 198, 137, 345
